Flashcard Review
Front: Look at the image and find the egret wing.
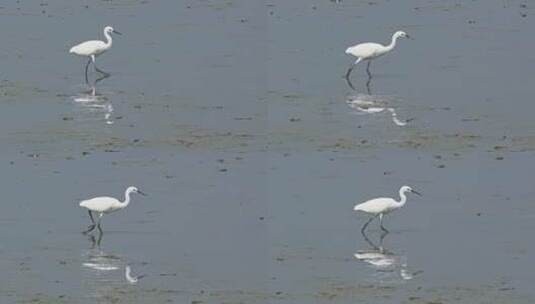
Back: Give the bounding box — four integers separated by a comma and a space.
79, 196, 116, 212
70, 40, 107, 56
346, 42, 384, 58
354, 197, 395, 213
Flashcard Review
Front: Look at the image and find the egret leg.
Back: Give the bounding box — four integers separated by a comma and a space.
366, 61, 372, 78
345, 57, 362, 80
84, 57, 91, 85
92, 55, 110, 76
360, 228, 378, 250
379, 213, 389, 233
96, 230, 103, 247
361, 213, 380, 233
83, 210, 96, 234
346, 76, 356, 91
366, 76, 372, 94
345, 66, 354, 80
97, 213, 104, 234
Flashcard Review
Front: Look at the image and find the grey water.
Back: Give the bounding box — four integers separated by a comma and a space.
0, 0, 534, 303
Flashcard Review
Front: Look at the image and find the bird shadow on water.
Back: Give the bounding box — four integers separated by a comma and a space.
72, 73, 115, 125
354, 230, 422, 282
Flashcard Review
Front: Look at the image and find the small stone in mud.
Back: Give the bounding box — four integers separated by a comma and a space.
289, 117, 301, 122
384, 171, 392, 175
10, 161, 14, 165
276, 257, 284, 262
259, 216, 264, 220
235, 156, 243, 160
62, 116, 73, 121
433, 155, 442, 159
82, 151, 90, 156
496, 156, 504, 160
361, 140, 368, 144
217, 159, 225, 163
219, 168, 227, 172
191, 301, 203, 304
134, 105, 142, 109
275, 291, 283, 295
132, 138, 141, 143
476, 212, 482, 216
437, 164, 445, 168
27, 153, 39, 158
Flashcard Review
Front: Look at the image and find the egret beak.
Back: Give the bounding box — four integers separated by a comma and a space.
137, 190, 147, 196
411, 189, 422, 196
113, 30, 122, 35
406, 34, 414, 40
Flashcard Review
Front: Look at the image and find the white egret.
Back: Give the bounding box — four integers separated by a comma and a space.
354, 185, 421, 233
345, 31, 411, 80
125, 265, 146, 284
79, 186, 146, 234
70, 26, 122, 82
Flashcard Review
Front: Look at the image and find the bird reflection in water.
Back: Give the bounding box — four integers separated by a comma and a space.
125, 265, 146, 284
81, 236, 146, 301
346, 93, 412, 127
81, 237, 125, 302
354, 230, 421, 281
72, 73, 114, 125
82, 234, 121, 272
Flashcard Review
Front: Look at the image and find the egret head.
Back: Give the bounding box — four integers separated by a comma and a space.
401, 185, 421, 196
394, 31, 410, 40
104, 26, 122, 36
127, 186, 147, 196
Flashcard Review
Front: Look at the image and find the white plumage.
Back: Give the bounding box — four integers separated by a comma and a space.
345, 31, 411, 80
354, 185, 421, 232
70, 40, 109, 57
79, 186, 146, 234
70, 26, 122, 82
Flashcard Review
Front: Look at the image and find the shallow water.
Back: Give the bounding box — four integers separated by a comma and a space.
1, 0, 535, 303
